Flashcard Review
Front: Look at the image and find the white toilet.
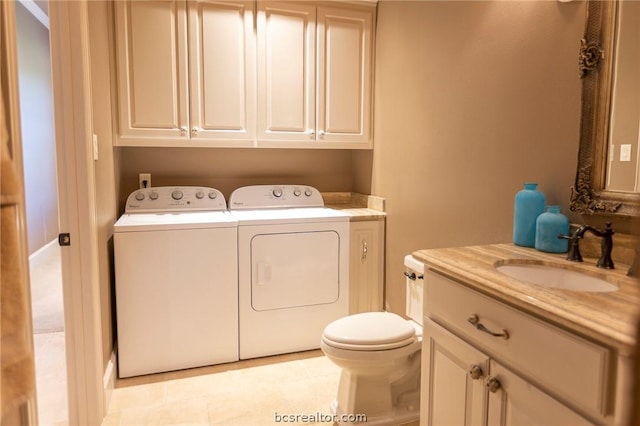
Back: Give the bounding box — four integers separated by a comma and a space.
321, 255, 424, 425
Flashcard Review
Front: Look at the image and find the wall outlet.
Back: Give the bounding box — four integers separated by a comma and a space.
139, 173, 151, 189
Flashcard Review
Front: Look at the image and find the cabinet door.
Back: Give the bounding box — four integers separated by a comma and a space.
421, 318, 488, 426
256, 2, 316, 143
486, 361, 596, 426
115, 0, 189, 141
317, 6, 373, 147
349, 220, 384, 314
188, 0, 255, 144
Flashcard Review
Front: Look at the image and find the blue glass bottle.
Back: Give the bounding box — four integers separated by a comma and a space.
535, 206, 570, 253
513, 183, 545, 247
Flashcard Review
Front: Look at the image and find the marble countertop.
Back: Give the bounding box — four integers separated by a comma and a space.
413, 243, 640, 355
323, 192, 386, 222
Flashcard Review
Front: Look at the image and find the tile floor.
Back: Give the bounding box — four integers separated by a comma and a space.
102, 350, 419, 426
104, 351, 337, 426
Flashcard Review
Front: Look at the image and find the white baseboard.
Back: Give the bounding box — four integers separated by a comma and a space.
103, 346, 117, 413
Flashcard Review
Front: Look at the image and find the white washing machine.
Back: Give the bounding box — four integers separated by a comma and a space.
229, 185, 350, 359
114, 186, 238, 377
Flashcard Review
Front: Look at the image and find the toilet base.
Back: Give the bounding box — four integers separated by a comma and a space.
330, 398, 419, 426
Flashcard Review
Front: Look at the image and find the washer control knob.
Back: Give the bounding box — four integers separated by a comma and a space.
171, 190, 184, 200
293, 188, 301, 197
304, 189, 313, 197
135, 192, 145, 201
273, 187, 283, 198
196, 191, 205, 199
149, 192, 159, 200
208, 191, 217, 199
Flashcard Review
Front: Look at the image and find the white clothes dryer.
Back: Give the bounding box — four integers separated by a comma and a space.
114, 187, 238, 378
229, 185, 350, 359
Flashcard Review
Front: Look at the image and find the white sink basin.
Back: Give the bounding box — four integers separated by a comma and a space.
496, 262, 618, 293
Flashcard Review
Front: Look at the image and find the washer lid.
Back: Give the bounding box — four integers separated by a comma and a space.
114, 211, 237, 232
322, 312, 416, 350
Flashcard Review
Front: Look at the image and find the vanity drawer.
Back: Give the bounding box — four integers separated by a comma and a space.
424, 269, 611, 418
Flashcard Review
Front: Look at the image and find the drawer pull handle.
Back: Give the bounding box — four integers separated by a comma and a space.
467, 314, 509, 340
469, 364, 483, 380
486, 376, 501, 393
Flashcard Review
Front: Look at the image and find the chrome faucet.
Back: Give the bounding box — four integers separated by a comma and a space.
558, 222, 615, 269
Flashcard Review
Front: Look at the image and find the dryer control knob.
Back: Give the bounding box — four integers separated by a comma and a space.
304, 189, 313, 197
273, 187, 283, 198
171, 190, 184, 200
135, 192, 145, 201
149, 192, 159, 200
293, 188, 301, 197
195, 191, 205, 199
208, 191, 217, 199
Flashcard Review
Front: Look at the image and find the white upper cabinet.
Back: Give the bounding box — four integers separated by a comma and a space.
188, 0, 255, 142
256, 1, 374, 148
115, 0, 255, 146
114, 0, 375, 148
115, 0, 189, 141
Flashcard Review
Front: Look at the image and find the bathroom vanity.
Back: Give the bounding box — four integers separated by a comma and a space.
413, 244, 640, 426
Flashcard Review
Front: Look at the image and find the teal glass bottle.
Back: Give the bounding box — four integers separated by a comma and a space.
513, 183, 545, 247
535, 206, 570, 253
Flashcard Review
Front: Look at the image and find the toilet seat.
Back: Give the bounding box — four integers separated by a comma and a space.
322, 312, 416, 351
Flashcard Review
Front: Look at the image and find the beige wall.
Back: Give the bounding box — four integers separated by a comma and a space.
116, 147, 354, 211
89, 1, 118, 366
15, 3, 58, 255
365, 0, 585, 315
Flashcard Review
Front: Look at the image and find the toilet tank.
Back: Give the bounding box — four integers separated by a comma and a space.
404, 255, 424, 325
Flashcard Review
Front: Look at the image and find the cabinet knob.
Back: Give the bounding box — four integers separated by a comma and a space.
318, 130, 325, 138
180, 126, 188, 135
361, 240, 368, 261
469, 364, 483, 380
486, 376, 501, 393
191, 126, 200, 136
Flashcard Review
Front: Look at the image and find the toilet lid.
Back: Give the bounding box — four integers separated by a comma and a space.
322, 312, 416, 351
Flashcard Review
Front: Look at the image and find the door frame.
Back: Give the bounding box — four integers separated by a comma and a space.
48, 1, 105, 424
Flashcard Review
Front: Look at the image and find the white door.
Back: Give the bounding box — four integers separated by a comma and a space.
421, 318, 488, 426
317, 6, 373, 146
115, 0, 189, 140
188, 0, 255, 143
486, 361, 596, 426
257, 1, 316, 142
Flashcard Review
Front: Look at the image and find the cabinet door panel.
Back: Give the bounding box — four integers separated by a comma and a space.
487, 361, 596, 426
317, 7, 372, 145
349, 220, 384, 314
257, 2, 315, 140
189, 0, 255, 141
421, 318, 487, 426
115, 0, 188, 138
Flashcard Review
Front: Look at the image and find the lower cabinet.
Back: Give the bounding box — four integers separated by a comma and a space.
421, 318, 596, 426
420, 269, 616, 426
349, 219, 384, 314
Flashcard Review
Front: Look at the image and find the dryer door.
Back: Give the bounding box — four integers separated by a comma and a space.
250, 230, 340, 311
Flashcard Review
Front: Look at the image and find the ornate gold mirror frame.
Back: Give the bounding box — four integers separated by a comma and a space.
570, 0, 640, 217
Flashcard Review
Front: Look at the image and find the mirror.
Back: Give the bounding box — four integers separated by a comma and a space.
570, 0, 640, 217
